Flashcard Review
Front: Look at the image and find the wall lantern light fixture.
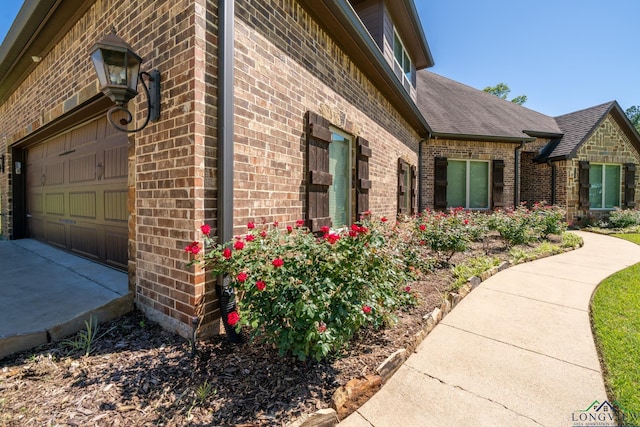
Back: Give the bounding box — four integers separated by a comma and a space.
90, 30, 160, 132
0, 155, 5, 174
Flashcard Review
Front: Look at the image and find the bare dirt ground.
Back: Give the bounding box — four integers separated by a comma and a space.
0, 234, 537, 426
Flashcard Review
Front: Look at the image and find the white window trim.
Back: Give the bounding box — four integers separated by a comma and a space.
393, 29, 413, 88
329, 127, 353, 228
590, 162, 622, 210
448, 159, 491, 210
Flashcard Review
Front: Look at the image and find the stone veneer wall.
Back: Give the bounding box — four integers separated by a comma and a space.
565, 115, 640, 223
421, 139, 517, 210
232, 0, 421, 234
0, 0, 217, 338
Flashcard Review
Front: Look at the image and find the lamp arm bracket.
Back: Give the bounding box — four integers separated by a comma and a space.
106, 69, 160, 133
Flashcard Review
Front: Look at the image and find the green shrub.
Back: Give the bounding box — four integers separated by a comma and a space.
531, 202, 567, 238
488, 205, 542, 246
191, 218, 415, 361
451, 256, 500, 290
608, 208, 640, 228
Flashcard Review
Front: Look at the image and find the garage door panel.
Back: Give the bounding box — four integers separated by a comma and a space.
46, 221, 66, 248
70, 225, 99, 260
105, 190, 128, 221
104, 146, 128, 179
45, 162, 65, 186
26, 116, 128, 271
105, 230, 128, 269
69, 192, 97, 218
69, 154, 96, 183
45, 193, 65, 215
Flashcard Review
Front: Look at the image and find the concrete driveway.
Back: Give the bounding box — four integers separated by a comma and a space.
0, 239, 132, 359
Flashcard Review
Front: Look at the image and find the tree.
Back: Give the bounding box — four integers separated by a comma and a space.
483, 83, 527, 106
625, 106, 640, 133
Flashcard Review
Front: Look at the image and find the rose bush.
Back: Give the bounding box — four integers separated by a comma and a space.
191, 217, 415, 361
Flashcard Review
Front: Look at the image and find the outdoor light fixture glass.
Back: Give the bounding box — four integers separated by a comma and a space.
90, 30, 160, 132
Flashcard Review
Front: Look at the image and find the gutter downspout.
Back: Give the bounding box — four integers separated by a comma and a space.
418, 133, 431, 212
217, 0, 243, 343
548, 160, 556, 205
514, 140, 526, 206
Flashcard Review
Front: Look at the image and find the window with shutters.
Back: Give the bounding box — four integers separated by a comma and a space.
397, 159, 416, 215
306, 111, 370, 232
589, 163, 621, 209
329, 128, 354, 228
446, 160, 490, 209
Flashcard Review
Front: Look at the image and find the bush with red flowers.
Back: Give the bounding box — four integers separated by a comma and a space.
190, 217, 415, 361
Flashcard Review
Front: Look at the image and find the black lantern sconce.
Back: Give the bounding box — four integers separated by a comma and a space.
90, 30, 160, 132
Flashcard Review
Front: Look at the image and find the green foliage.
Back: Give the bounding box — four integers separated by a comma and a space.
60, 315, 114, 357
451, 256, 500, 290
489, 203, 567, 246
592, 255, 640, 425
483, 82, 527, 105
607, 208, 640, 228
626, 105, 640, 133
414, 208, 488, 264
560, 232, 583, 248
195, 218, 416, 361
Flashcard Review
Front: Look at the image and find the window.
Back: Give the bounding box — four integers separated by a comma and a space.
393, 31, 413, 87
446, 160, 489, 209
329, 128, 353, 228
589, 164, 621, 209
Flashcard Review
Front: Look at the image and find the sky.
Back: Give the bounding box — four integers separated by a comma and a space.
0, 1, 638, 118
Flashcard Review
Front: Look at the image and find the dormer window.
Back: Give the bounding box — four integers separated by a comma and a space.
393, 30, 413, 89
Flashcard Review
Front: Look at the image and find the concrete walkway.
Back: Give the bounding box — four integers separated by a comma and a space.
339, 231, 640, 427
0, 239, 132, 359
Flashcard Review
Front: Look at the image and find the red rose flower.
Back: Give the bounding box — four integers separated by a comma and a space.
349, 230, 358, 238
296, 219, 305, 227
317, 322, 327, 334
464, 219, 469, 225
260, 230, 267, 238
320, 225, 330, 234
237, 272, 248, 282
324, 233, 340, 244
201, 224, 211, 236
273, 221, 279, 226
185, 242, 201, 255
222, 247, 232, 259
405, 286, 412, 293
247, 221, 255, 229
245, 234, 255, 242
419, 224, 426, 231
234, 240, 245, 250
287, 225, 293, 233
381, 216, 388, 222
272, 258, 284, 268
256, 280, 266, 291
362, 305, 372, 314
227, 311, 240, 326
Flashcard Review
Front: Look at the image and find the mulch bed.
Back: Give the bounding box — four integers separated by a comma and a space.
1, 234, 532, 426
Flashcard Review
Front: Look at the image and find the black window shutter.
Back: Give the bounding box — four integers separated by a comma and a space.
625, 163, 636, 208
434, 157, 448, 210
306, 111, 332, 232
579, 161, 590, 208
491, 159, 505, 209
397, 158, 408, 215
356, 136, 371, 217
410, 165, 417, 215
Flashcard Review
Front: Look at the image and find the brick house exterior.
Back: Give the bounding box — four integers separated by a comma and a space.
0, 0, 433, 337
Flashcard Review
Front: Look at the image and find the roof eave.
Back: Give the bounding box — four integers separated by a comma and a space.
523, 130, 564, 139
431, 132, 535, 143
298, 0, 433, 136
392, 0, 434, 69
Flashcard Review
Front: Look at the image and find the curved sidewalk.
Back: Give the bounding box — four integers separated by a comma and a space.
339, 231, 640, 427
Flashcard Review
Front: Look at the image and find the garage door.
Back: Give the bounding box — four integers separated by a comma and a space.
26, 116, 129, 271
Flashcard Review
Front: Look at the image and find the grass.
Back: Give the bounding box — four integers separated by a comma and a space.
591, 233, 640, 425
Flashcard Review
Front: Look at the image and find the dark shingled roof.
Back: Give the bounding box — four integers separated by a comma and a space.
547, 102, 630, 160
416, 70, 562, 141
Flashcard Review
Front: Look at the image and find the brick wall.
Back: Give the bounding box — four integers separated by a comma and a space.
421, 139, 516, 209
520, 138, 553, 207
0, 0, 215, 338
233, 0, 421, 234
565, 115, 640, 223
